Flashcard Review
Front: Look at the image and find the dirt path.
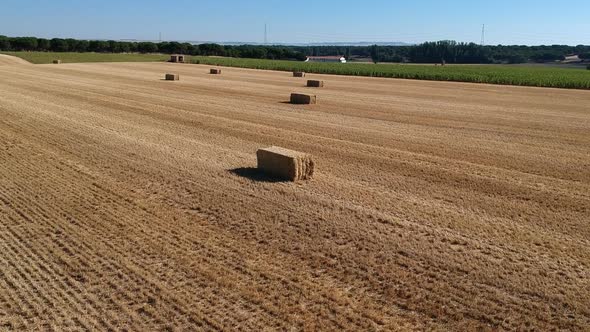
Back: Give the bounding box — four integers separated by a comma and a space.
0, 61, 589, 331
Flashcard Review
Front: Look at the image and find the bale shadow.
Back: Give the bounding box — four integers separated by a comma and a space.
230, 167, 287, 183
279, 101, 314, 105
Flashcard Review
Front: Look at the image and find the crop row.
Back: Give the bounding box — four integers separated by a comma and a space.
192, 57, 590, 90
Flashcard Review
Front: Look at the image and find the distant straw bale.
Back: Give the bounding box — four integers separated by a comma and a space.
290, 93, 317, 104
293, 72, 305, 77
165, 73, 179, 81
170, 54, 186, 63
210, 68, 221, 74
307, 80, 324, 88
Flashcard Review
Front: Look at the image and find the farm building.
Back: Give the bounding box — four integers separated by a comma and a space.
305, 56, 347, 63
170, 54, 187, 63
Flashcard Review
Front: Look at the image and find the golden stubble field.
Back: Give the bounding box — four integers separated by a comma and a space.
0, 56, 589, 331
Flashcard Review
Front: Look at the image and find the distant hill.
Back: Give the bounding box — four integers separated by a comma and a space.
119, 40, 414, 47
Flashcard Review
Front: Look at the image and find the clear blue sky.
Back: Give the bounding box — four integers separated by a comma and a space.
1, 0, 589, 45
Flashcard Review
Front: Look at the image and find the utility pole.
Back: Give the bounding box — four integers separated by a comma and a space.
480, 24, 485, 46
159, 32, 162, 42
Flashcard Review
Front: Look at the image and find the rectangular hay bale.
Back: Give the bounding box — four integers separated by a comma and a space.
170, 55, 186, 63
307, 80, 324, 88
53, 60, 61, 64
165, 73, 179, 81
210, 68, 221, 74
290, 93, 317, 105
293, 72, 305, 77
257, 146, 315, 181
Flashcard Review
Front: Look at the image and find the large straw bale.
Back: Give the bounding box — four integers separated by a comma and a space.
293, 72, 306, 77
53, 60, 61, 64
257, 146, 315, 181
290, 93, 317, 104
307, 80, 324, 87
165, 73, 179, 81
210, 68, 221, 74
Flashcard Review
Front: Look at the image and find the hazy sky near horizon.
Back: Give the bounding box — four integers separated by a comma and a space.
1, 0, 589, 45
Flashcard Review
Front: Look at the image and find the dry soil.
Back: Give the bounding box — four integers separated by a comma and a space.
0, 57, 589, 331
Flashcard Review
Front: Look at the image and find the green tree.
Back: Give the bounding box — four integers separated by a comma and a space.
199, 43, 225, 56
108, 40, 122, 53
37, 38, 50, 51
118, 42, 132, 53
11, 37, 38, 51
50, 38, 69, 52
137, 42, 158, 53
88, 40, 110, 52
370, 45, 380, 64
74, 40, 90, 52
0, 35, 10, 50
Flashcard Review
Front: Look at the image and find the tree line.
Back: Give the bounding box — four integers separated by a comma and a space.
1, 35, 589, 64
368, 42, 590, 64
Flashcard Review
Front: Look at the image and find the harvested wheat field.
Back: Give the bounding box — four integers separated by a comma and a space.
0, 54, 30, 66
0, 57, 589, 331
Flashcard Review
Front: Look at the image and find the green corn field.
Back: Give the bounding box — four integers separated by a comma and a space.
192, 56, 590, 90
